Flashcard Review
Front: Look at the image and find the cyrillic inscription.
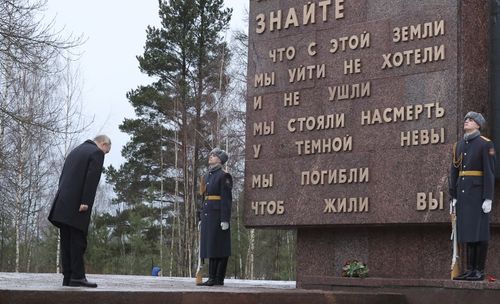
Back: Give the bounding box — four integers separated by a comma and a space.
416, 192, 444, 211
251, 200, 285, 215
255, 0, 345, 34
295, 136, 352, 155
323, 197, 369, 213
301, 168, 369, 185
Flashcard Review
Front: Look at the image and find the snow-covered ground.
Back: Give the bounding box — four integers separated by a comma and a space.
0, 272, 296, 292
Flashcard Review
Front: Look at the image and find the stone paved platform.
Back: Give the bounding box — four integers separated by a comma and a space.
0, 272, 295, 291
0, 272, 404, 304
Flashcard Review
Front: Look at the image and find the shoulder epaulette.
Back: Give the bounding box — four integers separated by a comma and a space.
480, 136, 491, 142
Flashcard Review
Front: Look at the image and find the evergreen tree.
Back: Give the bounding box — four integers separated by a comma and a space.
103, 0, 232, 277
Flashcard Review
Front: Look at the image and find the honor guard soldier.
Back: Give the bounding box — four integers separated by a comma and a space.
449, 112, 496, 281
198, 148, 232, 286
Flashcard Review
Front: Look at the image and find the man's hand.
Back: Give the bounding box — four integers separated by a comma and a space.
449, 199, 457, 214
482, 199, 492, 213
79, 204, 89, 212
221, 222, 229, 230
198, 221, 201, 231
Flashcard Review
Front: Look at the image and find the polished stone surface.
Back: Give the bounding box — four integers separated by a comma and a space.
245, 0, 489, 227
296, 226, 500, 280
245, 0, 494, 284
300, 276, 500, 304
0, 272, 403, 304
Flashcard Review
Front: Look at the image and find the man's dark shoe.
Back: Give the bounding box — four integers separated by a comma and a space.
69, 278, 98, 288
63, 277, 70, 286
453, 270, 473, 280
214, 279, 224, 286
199, 279, 215, 286
466, 270, 485, 281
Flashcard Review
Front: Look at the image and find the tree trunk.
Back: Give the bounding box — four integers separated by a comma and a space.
246, 229, 255, 279
182, 112, 189, 277
15, 153, 23, 273
274, 231, 280, 279
0, 216, 3, 270
287, 231, 293, 280
159, 127, 164, 276
170, 123, 180, 277
236, 195, 242, 278
15, 216, 20, 272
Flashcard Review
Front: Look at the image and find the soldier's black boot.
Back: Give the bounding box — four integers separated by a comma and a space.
467, 242, 487, 281
454, 243, 475, 280
200, 258, 217, 286
215, 257, 228, 286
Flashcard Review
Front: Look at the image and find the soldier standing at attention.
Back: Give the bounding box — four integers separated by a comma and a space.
198, 148, 232, 286
450, 112, 495, 281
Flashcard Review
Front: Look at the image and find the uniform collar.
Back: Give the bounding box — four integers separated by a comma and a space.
208, 164, 223, 173
464, 130, 480, 141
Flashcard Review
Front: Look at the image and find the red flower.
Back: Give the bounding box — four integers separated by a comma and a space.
487, 274, 496, 282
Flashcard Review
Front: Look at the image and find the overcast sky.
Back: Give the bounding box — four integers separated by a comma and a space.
46, 0, 248, 168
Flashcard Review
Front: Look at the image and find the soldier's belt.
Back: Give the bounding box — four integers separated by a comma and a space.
459, 171, 483, 177
205, 195, 222, 200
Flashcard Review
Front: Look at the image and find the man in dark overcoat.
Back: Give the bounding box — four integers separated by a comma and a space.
48, 135, 111, 287
450, 112, 495, 281
198, 147, 232, 286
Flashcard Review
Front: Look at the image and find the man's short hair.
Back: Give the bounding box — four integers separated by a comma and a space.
94, 135, 111, 145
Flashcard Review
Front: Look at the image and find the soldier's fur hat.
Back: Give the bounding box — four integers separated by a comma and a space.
464, 111, 486, 129
209, 147, 228, 165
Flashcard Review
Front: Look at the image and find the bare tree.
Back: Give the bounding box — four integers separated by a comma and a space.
0, 0, 83, 133
0, 0, 86, 272
1, 63, 64, 271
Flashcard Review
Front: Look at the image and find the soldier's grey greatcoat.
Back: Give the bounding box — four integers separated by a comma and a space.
200, 167, 232, 259
449, 134, 496, 243
48, 140, 105, 234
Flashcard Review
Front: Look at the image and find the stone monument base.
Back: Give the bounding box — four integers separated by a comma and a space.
297, 226, 500, 303
300, 276, 500, 304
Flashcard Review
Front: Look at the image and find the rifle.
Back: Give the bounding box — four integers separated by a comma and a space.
195, 226, 203, 284
195, 175, 206, 285
450, 211, 460, 279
